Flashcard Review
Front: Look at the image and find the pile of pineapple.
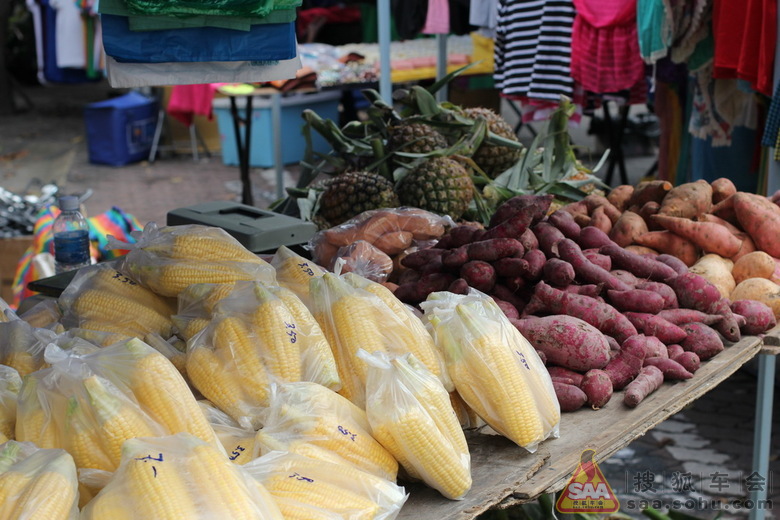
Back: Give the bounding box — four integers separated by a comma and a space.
285, 82, 606, 229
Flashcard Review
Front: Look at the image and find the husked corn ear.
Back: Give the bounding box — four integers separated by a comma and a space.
15, 377, 60, 449
132, 262, 265, 298
64, 398, 114, 472
0, 366, 22, 441
71, 288, 174, 337
213, 316, 271, 406
251, 284, 302, 382
267, 286, 340, 391
156, 226, 268, 264
124, 339, 220, 449
2, 320, 44, 376
0, 297, 12, 322
0, 432, 7, 444
172, 315, 210, 342
83, 375, 161, 467
263, 470, 378, 518
178, 283, 236, 315
88, 267, 176, 318
82, 488, 133, 520
68, 325, 133, 347
7, 450, 78, 520
271, 246, 326, 301
220, 430, 257, 465
186, 346, 257, 424
18, 299, 62, 329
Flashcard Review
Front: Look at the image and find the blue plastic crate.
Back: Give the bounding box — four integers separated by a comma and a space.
213, 90, 341, 168
84, 91, 159, 166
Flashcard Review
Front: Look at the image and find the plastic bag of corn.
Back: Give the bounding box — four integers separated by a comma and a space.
185, 281, 340, 428
244, 450, 408, 520
271, 245, 326, 306
360, 350, 471, 500
0, 441, 79, 520
112, 223, 276, 297
81, 433, 285, 520
58, 263, 176, 339
0, 316, 57, 376
0, 365, 22, 443
198, 400, 258, 465
18, 298, 63, 330
255, 382, 398, 481
310, 272, 448, 407
420, 289, 560, 452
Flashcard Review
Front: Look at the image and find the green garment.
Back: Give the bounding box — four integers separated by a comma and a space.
123, 0, 300, 19
98, 0, 295, 31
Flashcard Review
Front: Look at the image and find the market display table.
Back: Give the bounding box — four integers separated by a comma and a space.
397, 333, 765, 519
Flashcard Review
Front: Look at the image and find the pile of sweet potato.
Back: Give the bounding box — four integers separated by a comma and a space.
386, 192, 777, 412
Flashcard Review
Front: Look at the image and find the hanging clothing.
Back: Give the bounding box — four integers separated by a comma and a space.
494, 0, 576, 102
391, 0, 428, 39
422, 0, 450, 34
570, 0, 645, 94
50, 0, 85, 68
469, 0, 498, 35
636, 0, 673, 63
123, 0, 299, 18
761, 82, 780, 150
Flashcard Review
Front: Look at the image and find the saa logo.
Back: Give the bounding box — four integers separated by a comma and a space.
556, 449, 620, 513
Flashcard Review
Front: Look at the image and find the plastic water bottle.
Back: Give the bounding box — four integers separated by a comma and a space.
53, 195, 91, 274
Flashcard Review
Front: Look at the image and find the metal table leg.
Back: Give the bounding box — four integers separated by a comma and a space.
230, 95, 254, 206
749, 354, 776, 520
271, 92, 285, 201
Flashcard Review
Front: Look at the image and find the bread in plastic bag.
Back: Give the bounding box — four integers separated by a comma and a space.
271, 245, 327, 306
244, 449, 408, 520
309, 272, 449, 407
0, 441, 79, 520
58, 263, 176, 339
0, 316, 57, 376
331, 240, 394, 283
185, 282, 340, 428
197, 401, 258, 465
112, 222, 276, 297
420, 289, 560, 452
80, 433, 285, 520
0, 365, 22, 443
254, 382, 398, 482
360, 350, 471, 500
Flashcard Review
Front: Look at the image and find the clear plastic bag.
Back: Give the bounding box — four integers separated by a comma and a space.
112, 222, 276, 297
270, 245, 327, 306
0, 317, 57, 376
80, 433, 285, 520
18, 298, 62, 330
198, 400, 258, 465
0, 441, 79, 520
58, 263, 176, 339
244, 450, 408, 520
332, 240, 394, 283
254, 382, 398, 482
420, 289, 560, 452
0, 365, 22, 443
360, 351, 471, 500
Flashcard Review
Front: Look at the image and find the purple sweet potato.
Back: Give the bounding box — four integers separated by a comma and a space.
603, 346, 645, 390
607, 289, 666, 314
419, 257, 444, 275
536, 350, 548, 365
467, 238, 524, 262
657, 309, 724, 326
730, 299, 777, 335
394, 282, 427, 304
673, 351, 701, 373
609, 270, 640, 287
460, 261, 496, 293
519, 228, 539, 252
553, 381, 588, 412
666, 344, 685, 359
548, 210, 582, 240
655, 254, 688, 276
543, 258, 576, 287
599, 243, 678, 282
522, 249, 546, 281
492, 284, 528, 313
444, 225, 481, 248
635, 281, 679, 309
642, 357, 693, 380
493, 297, 520, 320
442, 246, 469, 269
401, 248, 445, 269
580, 369, 613, 408
583, 249, 612, 271
623, 334, 668, 359
606, 335, 621, 353
556, 239, 633, 292
665, 273, 723, 313
563, 284, 603, 298
447, 278, 470, 295
681, 322, 724, 360
624, 312, 688, 344
623, 365, 665, 407
523, 282, 638, 343
493, 257, 530, 278
512, 315, 611, 371
486, 194, 553, 239
533, 221, 567, 258
551, 376, 579, 386
546, 366, 585, 387
577, 226, 613, 250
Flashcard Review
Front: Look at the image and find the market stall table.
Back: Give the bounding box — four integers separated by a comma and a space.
396, 332, 765, 519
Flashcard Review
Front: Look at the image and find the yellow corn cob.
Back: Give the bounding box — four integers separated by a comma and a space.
88, 267, 176, 318
155, 227, 268, 264
82, 375, 160, 467
272, 246, 326, 299
251, 284, 302, 382
82, 488, 133, 520
8, 451, 78, 520
15, 377, 59, 449
72, 289, 174, 337
122, 444, 200, 520
3, 321, 41, 377
0, 297, 12, 323
213, 316, 271, 406
69, 325, 133, 347
77, 481, 96, 509
18, 299, 62, 329
64, 398, 114, 472
3, 352, 37, 378
134, 261, 263, 297
220, 431, 257, 465
0, 367, 21, 441
186, 346, 255, 424
267, 286, 340, 390
124, 339, 220, 448
178, 282, 236, 315
0, 432, 7, 444
183, 440, 270, 520
172, 315, 211, 342
0, 469, 35, 518
263, 472, 378, 519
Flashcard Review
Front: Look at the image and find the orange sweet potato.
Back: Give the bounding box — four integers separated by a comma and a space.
711, 177, 737, 204
607, 185, 635, 212
584, 194, 621, 224
634, 231, 699, 266
651, 214, 742, 258
657, 179, 713, 219
733, 192, 780, 258
625, 245, 659, 256
590, 206, 612, 234
609, 211, 647, 248
628, 180, 673, 208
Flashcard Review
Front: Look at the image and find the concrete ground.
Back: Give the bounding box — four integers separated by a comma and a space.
1, 79, 778, 519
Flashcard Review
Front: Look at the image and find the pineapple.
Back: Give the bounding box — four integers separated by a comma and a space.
396, 157, 474, 219
462, 107, 522, 179
316, 171, 400, 227
387, 121, 448, 156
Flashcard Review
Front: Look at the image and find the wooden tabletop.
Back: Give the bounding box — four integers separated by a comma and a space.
396, 332, 766, 519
